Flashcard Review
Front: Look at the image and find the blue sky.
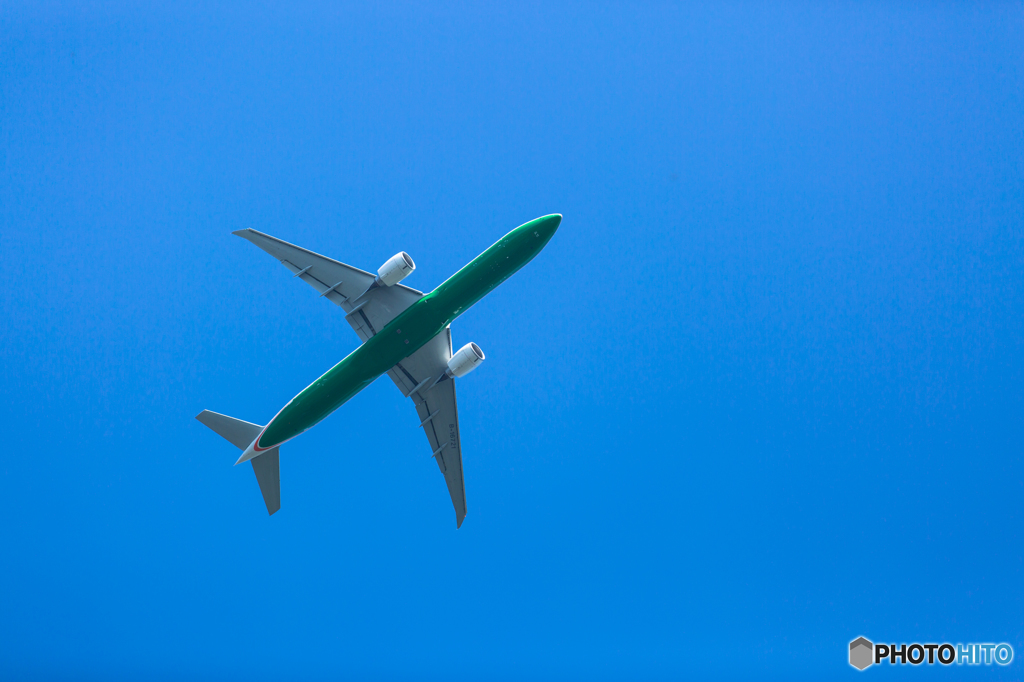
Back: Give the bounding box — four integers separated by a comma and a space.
1, 3, 1022, 680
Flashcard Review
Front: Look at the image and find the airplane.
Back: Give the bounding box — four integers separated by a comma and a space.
196, 213, 562, 527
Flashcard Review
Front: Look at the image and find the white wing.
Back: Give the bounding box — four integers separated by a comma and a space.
387, 328, 467, 527
233, 228, 421, 341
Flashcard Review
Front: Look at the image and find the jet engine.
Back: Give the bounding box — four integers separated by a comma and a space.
447, 342, 485, 378
376, 252, 416, 286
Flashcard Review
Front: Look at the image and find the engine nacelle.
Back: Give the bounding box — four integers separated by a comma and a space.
447, 342, 485, 378
376, 252, 416, 286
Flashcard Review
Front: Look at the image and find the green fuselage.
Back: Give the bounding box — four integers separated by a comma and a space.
255, 214, 561, 451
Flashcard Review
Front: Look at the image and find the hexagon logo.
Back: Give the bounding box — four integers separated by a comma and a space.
850, 637, 874, 670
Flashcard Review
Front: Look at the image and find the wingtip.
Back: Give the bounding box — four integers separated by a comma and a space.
231, 229, 251, 237
456, 513, 466, 529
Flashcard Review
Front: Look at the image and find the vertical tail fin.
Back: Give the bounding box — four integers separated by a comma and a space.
196, 410, 281, 515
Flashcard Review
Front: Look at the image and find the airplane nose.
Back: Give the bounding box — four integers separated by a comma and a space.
515, 214, 561, 249
534, 213, 562, 239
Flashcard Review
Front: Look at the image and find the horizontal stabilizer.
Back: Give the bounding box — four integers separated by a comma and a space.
196, 410, 262, 450
197, 410, 281, 516
251, 448, 281, 515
